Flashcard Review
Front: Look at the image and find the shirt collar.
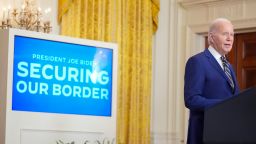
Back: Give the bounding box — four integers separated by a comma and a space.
208, 46, 223, 60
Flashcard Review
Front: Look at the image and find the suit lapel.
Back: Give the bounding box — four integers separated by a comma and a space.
204, 49, 230, 83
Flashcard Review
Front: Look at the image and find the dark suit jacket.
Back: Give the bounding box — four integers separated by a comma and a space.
184, 48, 240, 144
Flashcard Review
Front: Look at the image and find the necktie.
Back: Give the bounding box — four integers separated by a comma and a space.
221, 56, 235, 92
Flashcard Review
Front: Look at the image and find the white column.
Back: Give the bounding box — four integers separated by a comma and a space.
151, 0, 188, 143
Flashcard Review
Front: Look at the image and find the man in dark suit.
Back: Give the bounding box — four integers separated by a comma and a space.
184, 18, 240, 144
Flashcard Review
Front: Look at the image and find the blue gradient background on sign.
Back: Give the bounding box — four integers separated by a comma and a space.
12, 36, 113, 116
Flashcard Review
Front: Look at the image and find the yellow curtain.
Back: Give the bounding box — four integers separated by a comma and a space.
58, 0, 159, 143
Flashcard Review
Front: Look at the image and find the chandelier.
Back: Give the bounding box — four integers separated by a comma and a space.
0, 0, 51, 33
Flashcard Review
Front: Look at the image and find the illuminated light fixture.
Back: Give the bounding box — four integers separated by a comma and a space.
0, 0, 52, 33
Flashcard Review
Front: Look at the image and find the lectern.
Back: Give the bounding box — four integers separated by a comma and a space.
204, 87, 256, 144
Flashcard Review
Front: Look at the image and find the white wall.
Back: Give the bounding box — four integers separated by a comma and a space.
151, 0, 170, 142
0, 0, 59, 34
151, 0, 187, 143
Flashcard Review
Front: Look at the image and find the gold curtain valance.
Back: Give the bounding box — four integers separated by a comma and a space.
58, 0, 160, 32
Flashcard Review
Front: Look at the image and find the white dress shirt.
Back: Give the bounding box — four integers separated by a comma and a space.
208, 46, 224, 70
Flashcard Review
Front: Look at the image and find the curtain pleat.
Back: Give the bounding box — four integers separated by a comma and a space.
58, 0, 159, 143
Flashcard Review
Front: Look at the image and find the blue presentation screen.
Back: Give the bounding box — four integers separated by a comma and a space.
12, 36, 113, 116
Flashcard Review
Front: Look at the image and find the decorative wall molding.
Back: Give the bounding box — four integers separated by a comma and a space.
232, 18, 256, 32
208, 1, 244, 20
182, 0, 256, 34
187, 18, 256, 34
179, 0, 240, 9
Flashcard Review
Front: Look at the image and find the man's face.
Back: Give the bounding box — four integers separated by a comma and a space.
210, 22, 234, 55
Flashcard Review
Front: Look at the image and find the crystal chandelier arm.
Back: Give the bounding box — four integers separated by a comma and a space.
1, 0, 51, 33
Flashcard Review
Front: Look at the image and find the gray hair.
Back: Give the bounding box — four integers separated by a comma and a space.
207, 18, 233, 45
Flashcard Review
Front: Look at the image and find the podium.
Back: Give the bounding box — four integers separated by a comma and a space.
203, 87, 256, 144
